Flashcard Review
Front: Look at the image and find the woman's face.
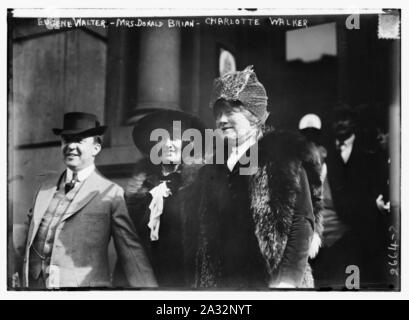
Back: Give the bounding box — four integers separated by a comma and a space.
160, 137, 182, 163
215, 106, 255, 142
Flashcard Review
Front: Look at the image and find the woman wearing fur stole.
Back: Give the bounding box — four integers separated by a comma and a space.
115, 110, 204, 288
191, 66, 323, 289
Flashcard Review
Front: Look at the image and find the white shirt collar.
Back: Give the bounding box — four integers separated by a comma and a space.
226, 133, 259, 172
336, 134, 355, 163
336, 133, 355, 149
66, 164, 95, 182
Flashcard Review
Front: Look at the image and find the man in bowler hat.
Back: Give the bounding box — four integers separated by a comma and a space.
20, 112, 157, 289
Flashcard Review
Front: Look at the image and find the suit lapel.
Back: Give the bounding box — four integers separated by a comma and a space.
32, 186, 57, 223
29, 172, 64, 247
61, 170, 100, 222
346, 142, 358, 166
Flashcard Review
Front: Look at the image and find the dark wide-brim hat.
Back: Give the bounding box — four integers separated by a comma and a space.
132, 109, 205, 156
52, 112, 107, 137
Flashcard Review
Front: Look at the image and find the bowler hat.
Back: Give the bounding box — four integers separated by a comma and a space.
52, 112, 107, 136
132, 109, 205, 156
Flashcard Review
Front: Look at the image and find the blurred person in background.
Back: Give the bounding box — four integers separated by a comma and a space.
298, 113, 327, 175
312, 104, 389, 289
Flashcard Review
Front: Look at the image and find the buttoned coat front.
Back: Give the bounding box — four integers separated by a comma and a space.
22, 170, 157, 288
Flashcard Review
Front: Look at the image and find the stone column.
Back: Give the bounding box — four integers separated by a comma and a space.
127, 25, 181, 123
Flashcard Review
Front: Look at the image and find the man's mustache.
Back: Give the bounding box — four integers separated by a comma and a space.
63, 148, 80, 156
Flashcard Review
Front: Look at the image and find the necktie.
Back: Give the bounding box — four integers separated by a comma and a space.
65, 173, 78, 194
337, 140, 346, 162
338, 141, 350, 163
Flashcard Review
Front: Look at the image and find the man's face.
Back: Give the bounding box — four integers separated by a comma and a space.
214, 106, 254, 142
333, 118, 355, 141
61, 136, 101, 172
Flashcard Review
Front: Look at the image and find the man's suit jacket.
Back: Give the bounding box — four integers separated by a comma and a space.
324, 137, 389, 287
22, 169, 157, 288
326, 138, 380, 231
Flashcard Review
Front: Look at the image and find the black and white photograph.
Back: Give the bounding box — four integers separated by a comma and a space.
5, 7, 401, 294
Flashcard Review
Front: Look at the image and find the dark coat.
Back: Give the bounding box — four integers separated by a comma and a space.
190, 130, 323, 288
326, 138, 380, 231
115, 158, 202, 288
322, 137, 389, 287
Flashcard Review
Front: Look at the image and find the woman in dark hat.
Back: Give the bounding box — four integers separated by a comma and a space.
191, 66, 323, 289
114, 109, 205, 288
